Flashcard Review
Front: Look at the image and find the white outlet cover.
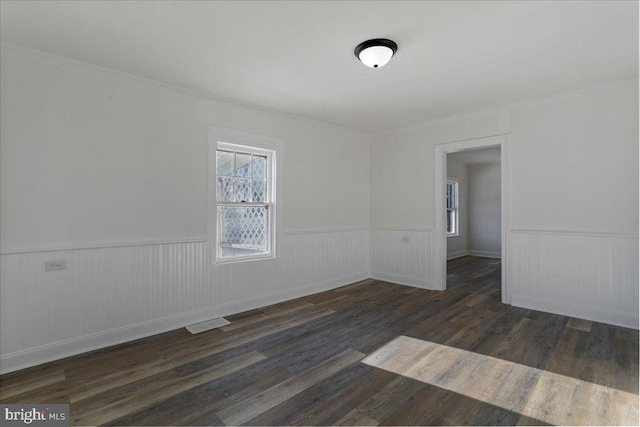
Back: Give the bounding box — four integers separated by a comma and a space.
45, 260, 67, 271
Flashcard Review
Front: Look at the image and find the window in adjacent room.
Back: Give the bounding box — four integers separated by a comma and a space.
211, 130, 279, 263
446, 179, 459, 236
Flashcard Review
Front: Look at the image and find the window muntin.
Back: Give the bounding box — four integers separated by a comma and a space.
215, 143, 275, 262
446, 179, 459, 236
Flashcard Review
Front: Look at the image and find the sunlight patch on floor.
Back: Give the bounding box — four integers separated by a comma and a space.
362, 336, 638, 426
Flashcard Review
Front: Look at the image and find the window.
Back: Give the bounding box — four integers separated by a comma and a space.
211, 133, 278, 263
446, 179, 459, 236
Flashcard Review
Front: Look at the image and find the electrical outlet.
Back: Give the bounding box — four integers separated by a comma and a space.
401, 236, 411, 243
45, 260, 66, 272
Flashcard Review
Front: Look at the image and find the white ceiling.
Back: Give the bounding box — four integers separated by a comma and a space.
1, 1, 637, 133
449, 146, 500, 165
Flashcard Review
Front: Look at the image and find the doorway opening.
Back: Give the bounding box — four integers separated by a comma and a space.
447, 147, 502, 296
434, 135, 510, 304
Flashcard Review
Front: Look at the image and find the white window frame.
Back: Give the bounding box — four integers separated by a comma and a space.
208, 126, 282, 264
446, 178, 459, 237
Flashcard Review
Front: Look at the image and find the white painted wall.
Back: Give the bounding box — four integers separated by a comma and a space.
468, 161, 501, 257
0, 47, 370, 251
510, 86, 638, 234
0, 46, 370, 373
371, 80, 639, 328
0, 50, 203, 250
446, 158, 468, 259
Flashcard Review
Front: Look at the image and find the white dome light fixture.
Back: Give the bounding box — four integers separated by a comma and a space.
354, 38, 398, 68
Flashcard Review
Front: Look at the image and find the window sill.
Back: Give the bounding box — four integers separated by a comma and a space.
215, 253, 276, 265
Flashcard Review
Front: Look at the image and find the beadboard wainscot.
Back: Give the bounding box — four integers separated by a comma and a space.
0, 228, 369, 374
509, 229, 639, 329
369, 228, 435, 289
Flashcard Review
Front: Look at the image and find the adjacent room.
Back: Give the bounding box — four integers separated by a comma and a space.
446, 147, 502, 295
0, 1, 638, 426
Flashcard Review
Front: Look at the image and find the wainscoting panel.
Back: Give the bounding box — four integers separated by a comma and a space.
3, 227, 637, 373
509, 230, 639, 329
370, 229, 435, 289
0, 229, 369, 374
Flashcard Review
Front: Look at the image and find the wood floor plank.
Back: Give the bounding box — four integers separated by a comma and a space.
248, 363, 394, 426
337, 412, 380, 426
378, 381, 453, 426
219, 301, 315, 332
615, 338, 639, 394
585, 322, 619, 363
336, 376, 425, 426
216, 348, 365, 426
68, 305, 334, 403
332, 278, 378, 293
0, 369, 65, 400
72, 350, 266, 426
107, 367, 292, 426
616, 326, 639, 343
63, 328, 198, 381
443, 308, 499, 350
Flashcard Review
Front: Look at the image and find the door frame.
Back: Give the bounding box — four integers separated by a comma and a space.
433, 134, 511, 304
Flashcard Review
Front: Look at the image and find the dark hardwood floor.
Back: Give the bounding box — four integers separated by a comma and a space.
1, 256, 638, 425
447, 255, 501, 289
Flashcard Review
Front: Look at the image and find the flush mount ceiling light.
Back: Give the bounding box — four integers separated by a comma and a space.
354, 38, 398, 68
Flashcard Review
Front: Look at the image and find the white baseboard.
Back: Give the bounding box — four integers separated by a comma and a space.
0, 272, 368, 375
511, 294, 639, 330
468, 250, 502, 259
370, 271, 435, 290
447, 250, 468, 260
0, 305, 228, 375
